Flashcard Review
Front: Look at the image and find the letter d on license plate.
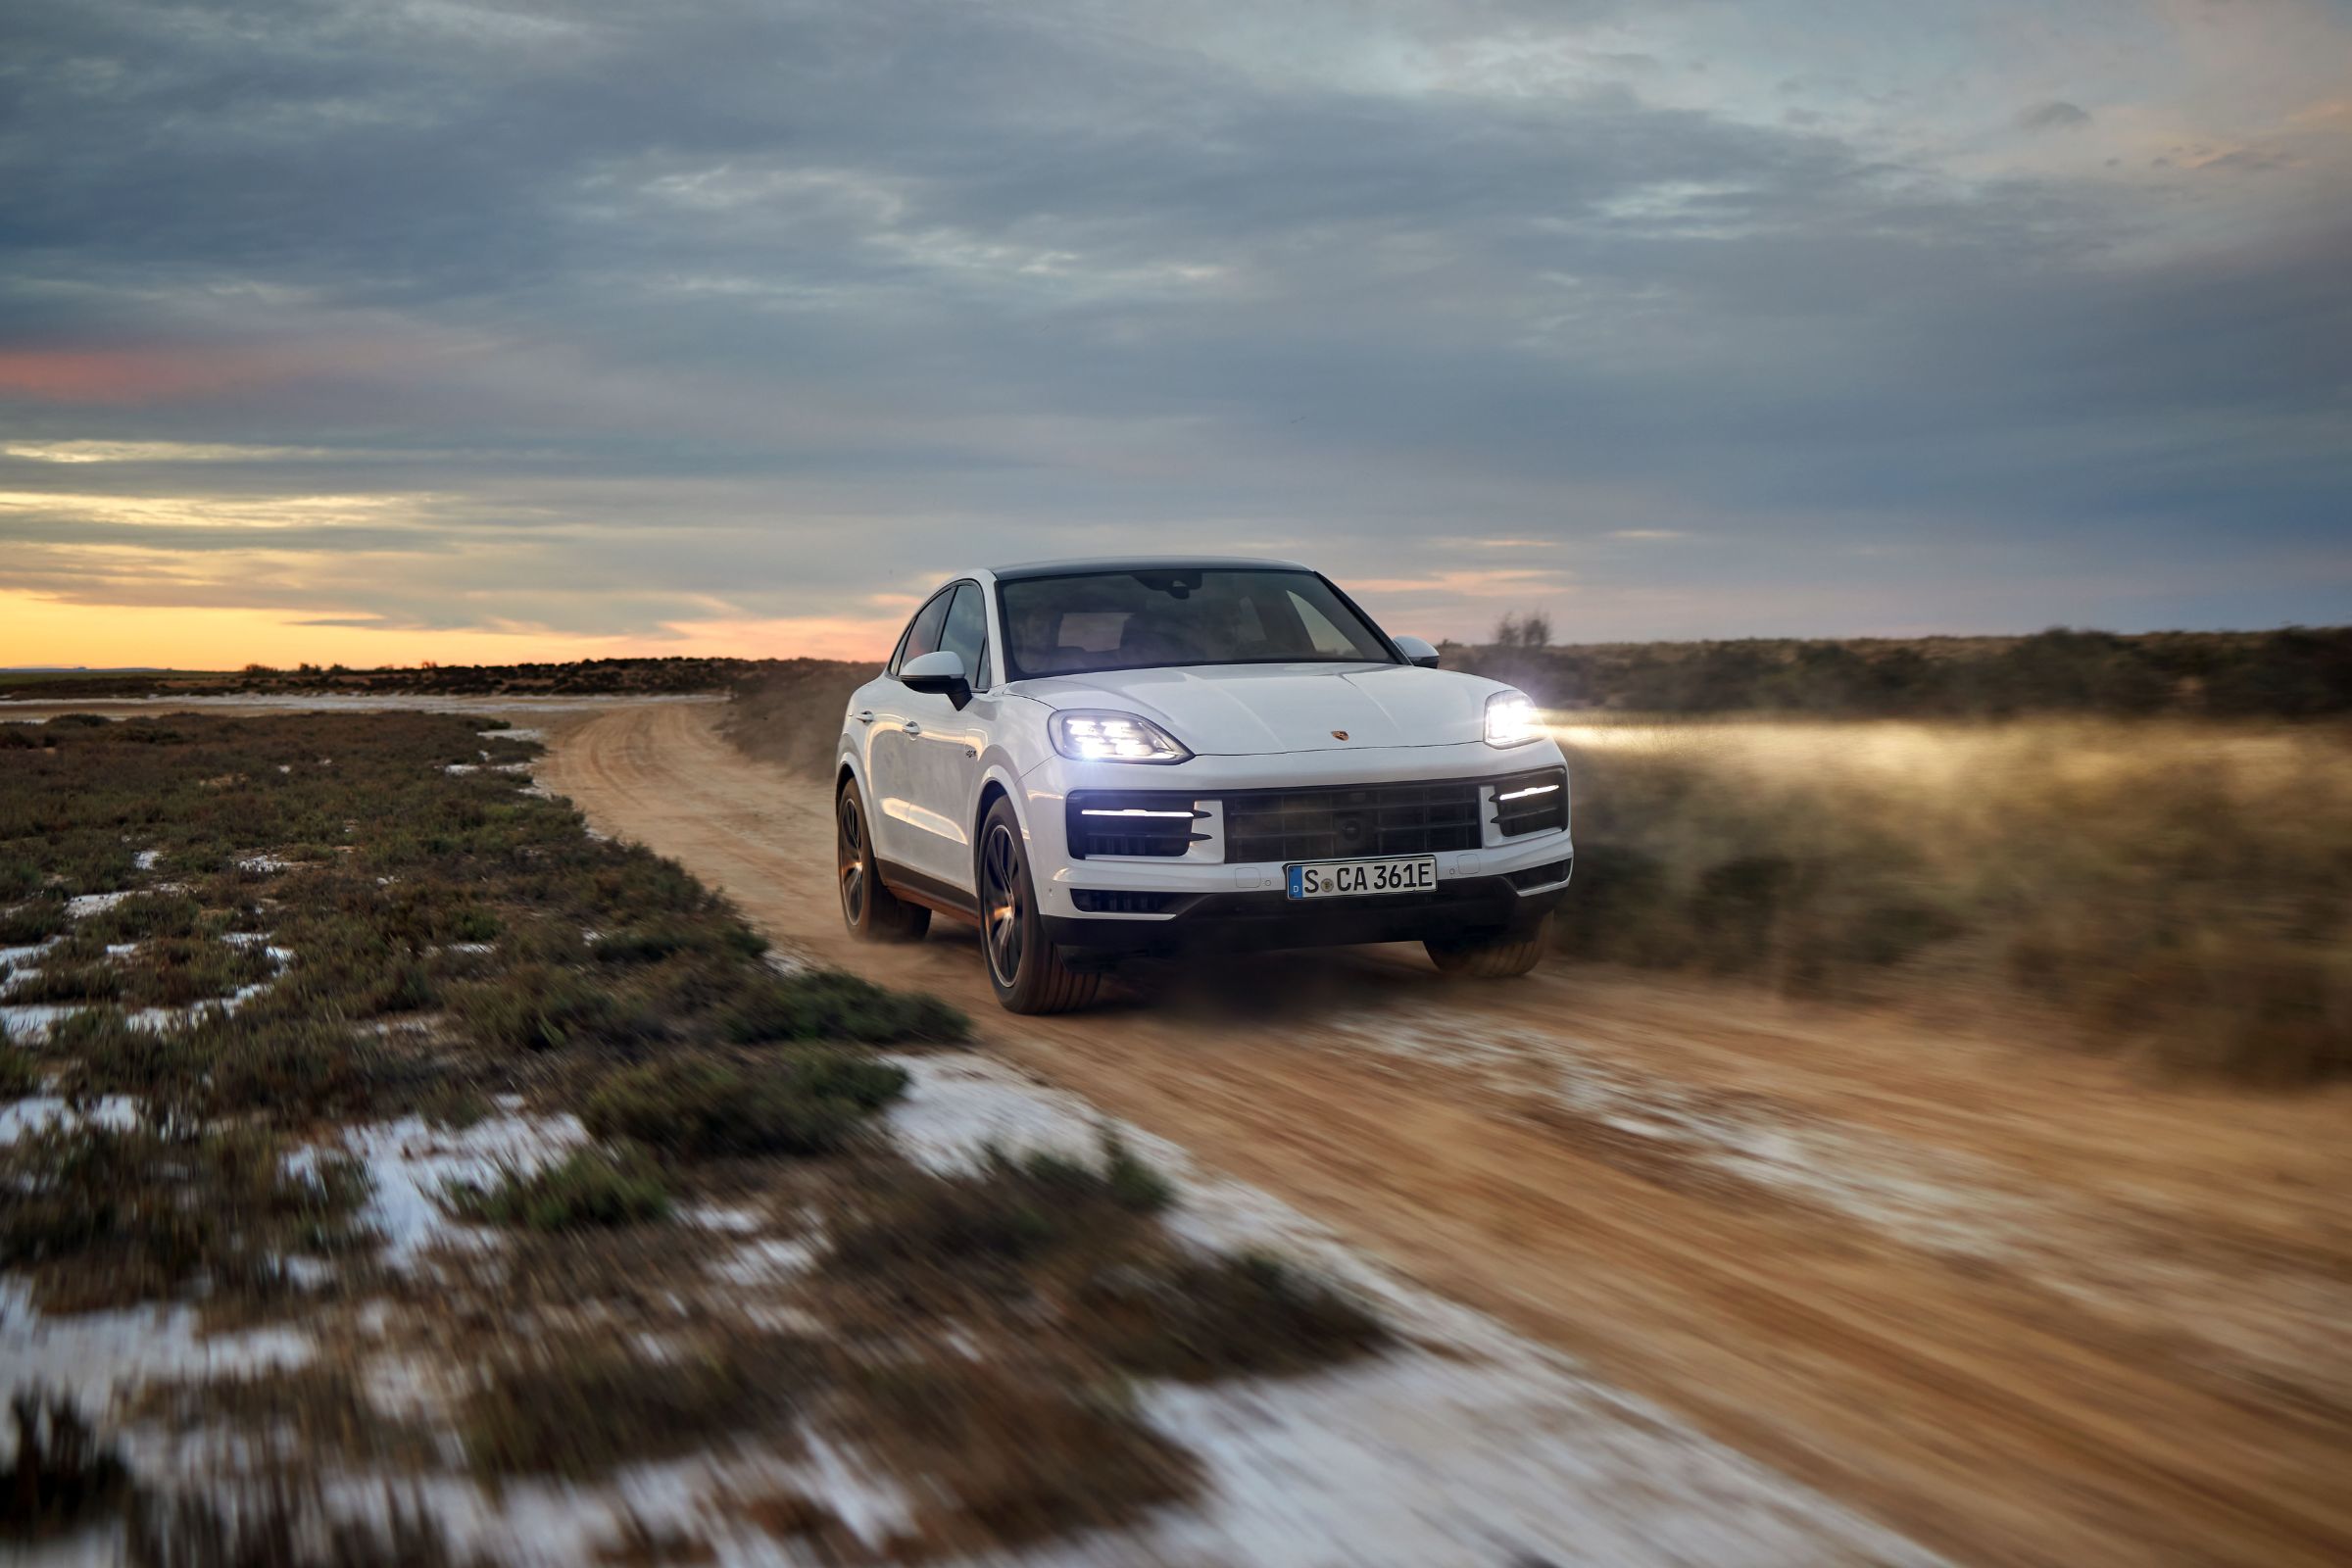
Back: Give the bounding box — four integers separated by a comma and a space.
1286, 855, 1440, 900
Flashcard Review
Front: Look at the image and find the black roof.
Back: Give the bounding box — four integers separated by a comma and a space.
988, 555, 1310, 581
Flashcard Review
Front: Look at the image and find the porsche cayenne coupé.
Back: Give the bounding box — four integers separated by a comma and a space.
835, 558, 1574, 1012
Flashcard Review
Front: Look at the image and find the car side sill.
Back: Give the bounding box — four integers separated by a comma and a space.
875, 858, 980, 922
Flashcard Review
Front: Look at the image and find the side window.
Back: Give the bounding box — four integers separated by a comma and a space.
895, 589, 954, 676
1288, 591, 1360, 656
939, 583, 991, 690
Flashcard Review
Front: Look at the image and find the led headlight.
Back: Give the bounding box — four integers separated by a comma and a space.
1484, 690, 1542, 747
1050, 710, 1193, 763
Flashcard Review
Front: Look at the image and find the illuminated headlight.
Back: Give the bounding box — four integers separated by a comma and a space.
1050, 710, 1193, 764
1484, 690, 1542, 747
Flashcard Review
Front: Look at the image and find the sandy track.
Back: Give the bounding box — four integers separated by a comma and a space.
540, 700, 2352, 1568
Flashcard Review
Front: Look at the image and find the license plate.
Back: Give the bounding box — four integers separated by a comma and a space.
1286, 855, 1439, 900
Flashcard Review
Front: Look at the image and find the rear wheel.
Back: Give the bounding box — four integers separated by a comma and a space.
978, 800, 1101, 1014
837, 778, 929, 943
1426, 915, 1550, 979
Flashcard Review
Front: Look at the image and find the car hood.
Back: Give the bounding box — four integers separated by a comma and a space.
1011, 662, 1514, 756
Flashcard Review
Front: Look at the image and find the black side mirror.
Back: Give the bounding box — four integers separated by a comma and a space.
901, 650, 973, 709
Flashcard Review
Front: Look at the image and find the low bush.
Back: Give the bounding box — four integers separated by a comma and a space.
0, 899, 68, 945
0, 1117, 372, 1309
828, 1136, 1171, 1276
1073, 1252, 1390, 1380
583, 1052, 906, 1160
461, 1331, 816, 1480
448, 1148, 671, 1231
453, 965, 653, 1053
722, 966, 968, 1046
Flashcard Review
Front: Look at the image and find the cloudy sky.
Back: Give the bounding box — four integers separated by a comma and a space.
2, 0, 2347, 666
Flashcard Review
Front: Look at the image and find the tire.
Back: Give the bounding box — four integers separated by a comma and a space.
837, 778, 930, 943
976, 799, 1101, 1014
1426, 915, 1550, 979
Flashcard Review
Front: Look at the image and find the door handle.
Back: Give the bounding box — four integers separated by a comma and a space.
904, 721, 922, 736
856, 710, 874, 724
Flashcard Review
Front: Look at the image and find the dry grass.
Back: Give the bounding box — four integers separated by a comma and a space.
0, 1116, 372, 1312
581, 1051, 908, 1160
1552, 715, 2352, 1080
461, 1329, 819, 1480
447, 1147, 672, 1231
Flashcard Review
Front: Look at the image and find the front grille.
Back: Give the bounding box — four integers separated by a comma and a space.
1070, 889, 1184, 914
1492, 768, 1568, 838
1065, 794, 1205, 859
1223, 780, 1481, 863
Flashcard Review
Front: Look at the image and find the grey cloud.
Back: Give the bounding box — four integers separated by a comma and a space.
2017, 100, 2091, 131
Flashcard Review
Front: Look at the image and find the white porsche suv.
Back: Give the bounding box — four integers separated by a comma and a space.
834, 558, 1574, 1012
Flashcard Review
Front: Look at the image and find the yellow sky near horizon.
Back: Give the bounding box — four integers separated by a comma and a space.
0, 592, 902, 670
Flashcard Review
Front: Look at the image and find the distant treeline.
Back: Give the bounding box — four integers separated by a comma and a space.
1447, 626, 2352, 718
11, 627, 2349, 719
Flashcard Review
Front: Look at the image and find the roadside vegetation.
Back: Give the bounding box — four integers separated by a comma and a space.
0, 709, 1389, 1561
1552, 716, 2352, 1080
1456, 622, 2352, 718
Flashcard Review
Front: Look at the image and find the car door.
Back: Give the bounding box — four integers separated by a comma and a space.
863, 586, 954, 874
895, 580, 994, 891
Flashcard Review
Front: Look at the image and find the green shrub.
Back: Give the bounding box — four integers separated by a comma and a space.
0, 900, 68, 945
0, 1044, 37, 1101
0, 1118, 371, 1309
453, 965, 648, 1052
722, 967, 968, 1045
448, 1148, 670, 1231
583, 1052, 906, 1160
462, 1332, 815, 1479
1073, 1252, 1390, 1381
829, 1137, 1173, 1275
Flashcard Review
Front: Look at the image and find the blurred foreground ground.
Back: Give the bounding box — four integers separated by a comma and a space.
2, 692, 2346, 1566
550, 699, 2352, 1567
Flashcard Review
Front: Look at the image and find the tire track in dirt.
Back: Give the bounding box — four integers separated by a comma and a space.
538, 700, 2352, 1568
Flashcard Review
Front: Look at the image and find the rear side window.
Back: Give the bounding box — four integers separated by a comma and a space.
892, 589, 954, 675
939, 582, 992, 690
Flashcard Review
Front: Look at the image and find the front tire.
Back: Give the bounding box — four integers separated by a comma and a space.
837, 778, 930, 943
977, 800, 1100, 1014
1426, 915, 1550, 979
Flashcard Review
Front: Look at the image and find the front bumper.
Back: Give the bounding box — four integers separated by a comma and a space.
1044, 860, 1571, 956
1023, 738, 1573, 956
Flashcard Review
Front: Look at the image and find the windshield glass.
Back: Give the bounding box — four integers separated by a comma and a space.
998, 567, 1394, 680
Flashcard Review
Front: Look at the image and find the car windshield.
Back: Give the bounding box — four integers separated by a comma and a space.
998, 567, 1394, 680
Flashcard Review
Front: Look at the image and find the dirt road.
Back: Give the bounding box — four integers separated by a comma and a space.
540, 700, 2352, 1568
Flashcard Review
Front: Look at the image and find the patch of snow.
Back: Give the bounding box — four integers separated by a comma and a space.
0, 936, 64, 973
65, 890, 136, 918
707, 1237, 820, 1288
340, 1111, 587, 1266
0, 1280, 314, 1410
134, 849, 163, 871
106, 942, 140, 957
443, 763, 478, 774
0, 1004, 96, 1043
0, 1095, 140, 1144
238, 855, 291, 873
443, 941, 495, 956
484, 727, 544, 742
